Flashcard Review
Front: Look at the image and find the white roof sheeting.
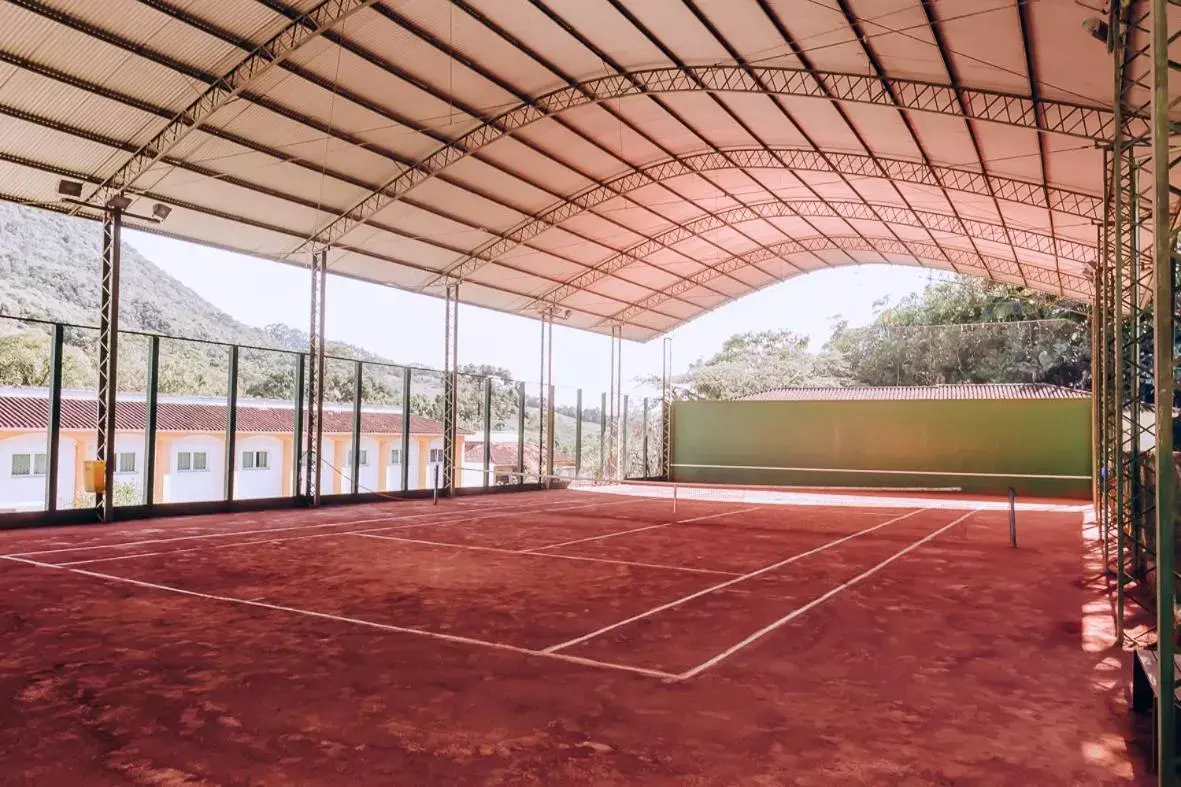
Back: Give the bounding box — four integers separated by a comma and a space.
0, 0, 1149, 340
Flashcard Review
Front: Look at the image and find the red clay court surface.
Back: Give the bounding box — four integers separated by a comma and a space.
0, 487, 1151, 785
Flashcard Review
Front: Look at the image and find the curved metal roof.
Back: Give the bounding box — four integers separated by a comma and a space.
0, 0, 1124, 340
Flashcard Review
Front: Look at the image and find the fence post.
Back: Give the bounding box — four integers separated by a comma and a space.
143, 335, 160, 505
44, 324, 64, 512
224, 345, 239, 502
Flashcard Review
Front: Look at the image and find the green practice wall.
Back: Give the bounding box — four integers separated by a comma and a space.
670, 398, 1092, 499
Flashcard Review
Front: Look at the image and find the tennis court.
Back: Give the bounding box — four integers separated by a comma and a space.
0, 485, 1141, 785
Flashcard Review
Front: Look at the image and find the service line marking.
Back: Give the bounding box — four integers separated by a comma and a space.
525, 506, 763, 552
1, 555, 678, 681
679, 510, 975, 679
44, 496, 645, 566
351, 532, 740, 577
542, 507, 928, 654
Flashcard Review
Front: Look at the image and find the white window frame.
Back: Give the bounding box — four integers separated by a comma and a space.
116, 452, 137, 474
240, 450, 269, 471
177, 451, 209, 473
10, 452, 46, 477
347, 449, 369, 467
389, 448, 401, 465
429, 448, 444, 463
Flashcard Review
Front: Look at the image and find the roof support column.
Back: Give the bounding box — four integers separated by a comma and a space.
302, 247, 328, 505
442, 281, 460, 496
606, 326, 623, 482
662, 337, 673, 482
1150, 0, 1178, 777
95, 206, 122, 522
538, 311, 555, 485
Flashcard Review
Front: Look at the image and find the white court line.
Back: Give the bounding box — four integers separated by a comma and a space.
679, 510, 975, 679
351, 532, 740, 577
542, 507, 927, 654
526, 506, 763, 552
1, 555, 677, 681
6, 495, 640, 560
49, 497, 645, 567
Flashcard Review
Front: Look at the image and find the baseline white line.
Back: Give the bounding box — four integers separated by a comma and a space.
526, 505, 763, 551
679, 510, 975, 679
8, 496, 642, 561
1, 555, 678, 681
542, 507, 928, 654
351, 533, 740, 577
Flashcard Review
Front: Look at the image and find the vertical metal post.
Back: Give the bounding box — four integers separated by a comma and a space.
350, 360, 363, 495
621, 394, 630, 480
574, 389, 583, 479
662, 337, 673, 481
1008, 487, 1017, 548
44, 324, 63, 512
1113, 139, 1127, 641
442, 282, 459, 496
96, 208, 122, 521
546, 317, 554, 482
304, 248, 327, 504
1150, 0, 1177, 772
482, 376, 492, 488
224, 344, 239, 502
599, 391, 607, 480
143, 335, 159, 506
642, 397, 650, 478
516, 381, 526, 486
400, 366, 411, 493
433, 463, 439, 505
292, 353, 305, 498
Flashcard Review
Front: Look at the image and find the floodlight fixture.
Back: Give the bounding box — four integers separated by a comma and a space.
1081, 16, 1109, 44
152, 202, 172, 221
57, 179, 83, 198
106, 194, 133, 211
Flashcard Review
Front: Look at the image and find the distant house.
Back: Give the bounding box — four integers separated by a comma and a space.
0, 387, 477, 511
735, 384, 1089, 402
464, 439, 576, 485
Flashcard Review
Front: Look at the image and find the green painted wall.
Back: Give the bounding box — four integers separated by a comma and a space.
670, 398, 1092, 498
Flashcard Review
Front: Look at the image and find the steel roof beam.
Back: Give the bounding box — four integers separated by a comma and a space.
301, 62, 1120, 252
75, 0, 383, 208
529, 198, 1094, 313
601, 236, 1093, 328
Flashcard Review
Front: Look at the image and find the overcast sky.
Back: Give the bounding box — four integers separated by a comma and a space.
127, 230, 940, 398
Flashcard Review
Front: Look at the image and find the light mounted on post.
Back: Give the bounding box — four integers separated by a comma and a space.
55, 179, 173, 224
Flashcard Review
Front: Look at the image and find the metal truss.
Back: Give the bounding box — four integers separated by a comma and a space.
299, 65, 1119, 254
78, 0, 380, 209
95, 208, 121, 522
538, 310, 555, 483
441, 282, 460, 496
529, 198, 1094, 315
433, 146, 1103, 296
1094, 1, 1180, 780
301, 248, 328, 504
661, 337, 672, 481
599, 235, 1092, 328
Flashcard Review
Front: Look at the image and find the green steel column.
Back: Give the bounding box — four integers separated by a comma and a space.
516, 381, 526, 486
642, 397, 650, 478
350, 360, 363, 495
400, 367, 411, 493
482, 377, 492, 488
1151, 0, 1177, 774
292, 353, 305, 499
621, 395, 629, 480
44, 324, 64, 512
574, 389, 583, 479
143, 335, 159, 506
224, 345, 239, 502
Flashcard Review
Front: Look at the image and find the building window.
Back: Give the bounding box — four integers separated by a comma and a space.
241, 450, 268, 470
177, 451, 208, 472
389, 448, 401, 464
116, 452, 136, 474
429, 448, 444, 463
10, 453, 47, 477
346, 449, 369, 467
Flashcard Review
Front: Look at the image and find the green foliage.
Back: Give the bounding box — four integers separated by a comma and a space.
666, 330, 849, 400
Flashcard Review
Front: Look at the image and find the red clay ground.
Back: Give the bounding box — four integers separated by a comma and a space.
0, 488, 1150, 785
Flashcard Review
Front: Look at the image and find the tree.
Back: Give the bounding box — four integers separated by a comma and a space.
825, 277, 1090, 388
661, 330, 850, 400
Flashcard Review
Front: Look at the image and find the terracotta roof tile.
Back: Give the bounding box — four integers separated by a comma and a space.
735, 384, 1088, 402
464, 441, 575, 466
0, 395, 452, 435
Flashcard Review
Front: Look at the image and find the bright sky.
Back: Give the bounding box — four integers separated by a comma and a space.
127, 230, 940, 399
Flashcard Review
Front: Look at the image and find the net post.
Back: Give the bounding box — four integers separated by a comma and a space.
433, 463, 439, 506
673, 482, 677, 515
1008, 486, 1017, 548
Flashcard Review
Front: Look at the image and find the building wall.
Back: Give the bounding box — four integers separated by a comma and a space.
670, 398, 1092, 498
163, 434, 226, 503
235, 434, 284, 500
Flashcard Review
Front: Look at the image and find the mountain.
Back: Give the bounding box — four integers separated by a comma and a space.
0, 202, 417, 401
